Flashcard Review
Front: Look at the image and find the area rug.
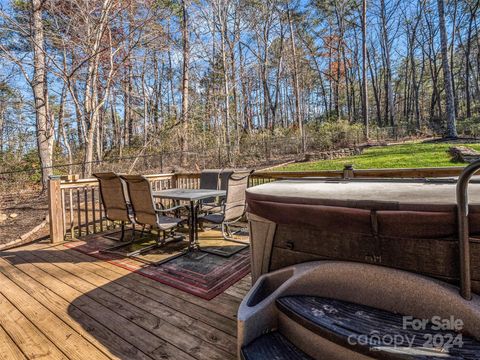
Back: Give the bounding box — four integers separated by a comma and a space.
64, 232, 250, 300
194, 228, 249, 257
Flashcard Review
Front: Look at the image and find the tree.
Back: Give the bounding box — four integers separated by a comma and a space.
0, 0, 55, 189
180, 0, 189, 166
287, 5, 305, 153
379, 0, 396, 128
464, 0, 479, 119
362, 0, 369, 138
437, 0, 457, 138
30, 0, 54, 190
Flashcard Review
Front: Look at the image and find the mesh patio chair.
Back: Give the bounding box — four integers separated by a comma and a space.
93, 172, 138, 249
199, 169, 221, 190
198, 170, 253, 244
199, 169, 224, 213
199, 169, 238, 213
120, 175, 186, 257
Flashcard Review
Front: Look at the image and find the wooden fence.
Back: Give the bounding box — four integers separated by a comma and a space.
48, 166, 467, 243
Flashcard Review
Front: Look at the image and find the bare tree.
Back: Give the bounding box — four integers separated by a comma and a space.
362, 0, 369, 138
180, 0, 189, 166
379, 0, 396, 128
287, 5, 305, 153
30, 0, 54, 189
437, 0, 458, 138
3, 0, 480, 185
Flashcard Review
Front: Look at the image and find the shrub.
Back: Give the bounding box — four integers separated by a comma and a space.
457, 118, 480, 138
306, 120, 365, 151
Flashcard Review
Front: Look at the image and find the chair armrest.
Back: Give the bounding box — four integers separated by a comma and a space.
212, 198, 226, 209
199, 199, 226, 213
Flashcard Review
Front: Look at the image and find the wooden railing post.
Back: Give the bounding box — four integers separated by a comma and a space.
48, 176, 65, 243
172, 172, 178, 188
343, 164, 354, 179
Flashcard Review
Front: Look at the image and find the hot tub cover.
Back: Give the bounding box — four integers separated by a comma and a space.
246, 179, 480, 292
247, 179, 480, 211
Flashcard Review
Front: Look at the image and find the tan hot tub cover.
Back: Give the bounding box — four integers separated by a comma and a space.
246, 179, 480, 292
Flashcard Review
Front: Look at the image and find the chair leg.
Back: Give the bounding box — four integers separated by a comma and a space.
120, 222, 125, 242
221, 221, 250, 244
129, 229, 179, 258
199, 221, 249, 257
126, 229, 160, 257
103, 221, 135, 242
100, 222, 140, 254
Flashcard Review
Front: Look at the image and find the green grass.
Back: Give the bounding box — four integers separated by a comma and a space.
276, 142, 480, 171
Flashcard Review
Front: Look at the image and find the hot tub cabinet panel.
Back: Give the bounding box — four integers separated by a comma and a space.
246, 179, 480, 293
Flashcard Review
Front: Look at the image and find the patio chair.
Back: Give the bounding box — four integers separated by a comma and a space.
198, 169, 253, 244
120, 174, 186, 257
93, 172, 137, 246
199, 169, 222, 190
199, 169, 225, 213
199, 169, 238, 213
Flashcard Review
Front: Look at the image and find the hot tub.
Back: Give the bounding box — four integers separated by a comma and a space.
246, 178, 480, 293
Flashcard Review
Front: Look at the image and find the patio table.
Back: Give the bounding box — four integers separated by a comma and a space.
153, 188, 226, 250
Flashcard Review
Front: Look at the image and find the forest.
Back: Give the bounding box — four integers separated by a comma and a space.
0, 0, 479, 188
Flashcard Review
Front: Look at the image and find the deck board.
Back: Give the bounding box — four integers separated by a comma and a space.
0, 236, 248, 360
0, 271, 112, 360
0, 291, 67, 360
42, 246, 237, 355
10, 246, 174, 358
0, 324, 27, 360
0, 257, 152, 360
53, 243, 239, 335
26, 248, 234, 360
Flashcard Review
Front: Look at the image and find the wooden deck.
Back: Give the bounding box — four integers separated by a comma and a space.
0, 239, 250, 360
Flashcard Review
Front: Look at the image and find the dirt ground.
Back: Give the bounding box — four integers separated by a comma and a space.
0, 190, 49, 245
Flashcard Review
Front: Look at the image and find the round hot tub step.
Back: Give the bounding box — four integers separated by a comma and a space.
276, 296, 480, 360
241, 331, 313, 360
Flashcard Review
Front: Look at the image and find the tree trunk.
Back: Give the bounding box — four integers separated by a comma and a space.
450, 0, 458, 119
30, 0, 54, 190
58, 85, 73, 174
0, 105, 4, 159
218, 0, 231, 164
437, 0, 458, 138
81, 0, 114, 177
180, 0, 189, 167
362, 0, 369, 139
123, 65, 133, 147
287, 8, 305, 153
380, 0, 395, 128
465, 2, 479, 119
367, 47, 382, 126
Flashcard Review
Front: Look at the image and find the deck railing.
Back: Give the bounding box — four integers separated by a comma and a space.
48, 166, 467, 243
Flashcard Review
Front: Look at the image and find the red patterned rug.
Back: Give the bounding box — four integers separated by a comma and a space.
64, 234, 250, 300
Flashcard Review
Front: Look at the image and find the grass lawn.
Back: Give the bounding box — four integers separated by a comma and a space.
276, 142, 480, 171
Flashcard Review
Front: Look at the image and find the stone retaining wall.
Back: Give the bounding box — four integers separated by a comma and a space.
304, 147, 363, 161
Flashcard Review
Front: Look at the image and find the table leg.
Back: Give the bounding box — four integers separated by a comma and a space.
192, 201, 201, 249
189, 200, 195, 250
194, 202, 199, 242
